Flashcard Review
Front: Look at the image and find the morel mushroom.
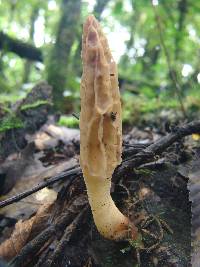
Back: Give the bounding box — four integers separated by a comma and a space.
80, 15, 138, 240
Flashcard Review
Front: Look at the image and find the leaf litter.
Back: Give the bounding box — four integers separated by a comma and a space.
0, 121, 199, 266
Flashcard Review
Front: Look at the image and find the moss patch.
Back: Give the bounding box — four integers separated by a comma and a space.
0, 115, 23, 133
20, 100, 51, 111
58, 115, 79, 128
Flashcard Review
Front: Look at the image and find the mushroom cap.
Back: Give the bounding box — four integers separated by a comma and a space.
80, 15, 122, 180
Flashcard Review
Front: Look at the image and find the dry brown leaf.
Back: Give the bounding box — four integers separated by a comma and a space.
1, 159, 76, 220
0, 142, 41, 195
0, 201, 54, 261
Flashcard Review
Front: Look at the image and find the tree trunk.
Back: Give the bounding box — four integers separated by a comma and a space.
22, 7, 39, 84
47, 0, 81, 111
93, 0, 111, 20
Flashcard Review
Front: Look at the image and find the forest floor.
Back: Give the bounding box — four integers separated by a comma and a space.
0, 84, 199, 267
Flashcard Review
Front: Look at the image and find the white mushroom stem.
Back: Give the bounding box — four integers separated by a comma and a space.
80, 15, 138, 241
85, 176, 131, 240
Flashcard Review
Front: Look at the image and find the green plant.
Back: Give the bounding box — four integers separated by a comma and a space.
20, 100, 51, 111
0, 115, 23, 133
57, 115, 79, 128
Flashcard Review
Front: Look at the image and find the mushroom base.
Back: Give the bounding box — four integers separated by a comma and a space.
84, 176, 138, 241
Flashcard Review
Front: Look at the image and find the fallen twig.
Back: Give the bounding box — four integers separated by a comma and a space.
43, 206, 89, 267
0, 145, 148, 209
9, 198, 87, 267
115, 120, 200, 181
0, 166, 81, 209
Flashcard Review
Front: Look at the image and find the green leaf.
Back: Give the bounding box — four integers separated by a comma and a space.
113, 0, 123, 16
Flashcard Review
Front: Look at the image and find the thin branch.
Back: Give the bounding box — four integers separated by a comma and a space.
0, 31, 43, 62
0, 166, 81, 209
9, 203, 88, 267
115, 120, 200, 180
72, 113, 80, 120
0, 145, 149, 209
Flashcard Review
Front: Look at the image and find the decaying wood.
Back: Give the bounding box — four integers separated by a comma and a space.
43, 206, 89, 267
0, 82, 52, 158
115, 120, 200, 181
8, 195, 88, 267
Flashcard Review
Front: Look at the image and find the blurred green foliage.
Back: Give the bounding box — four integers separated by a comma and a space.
0, 0, 199, 125
58, 115, 79, 128
0, 114, 23, 132
20, 99, 51, 111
